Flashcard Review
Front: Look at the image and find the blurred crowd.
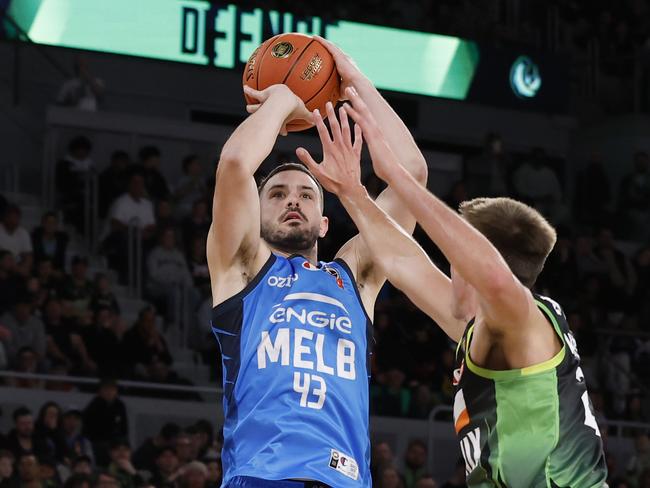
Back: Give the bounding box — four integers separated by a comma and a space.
0, 380, 221, 487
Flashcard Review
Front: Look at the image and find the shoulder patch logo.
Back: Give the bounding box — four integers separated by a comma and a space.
323, 265, 344, 289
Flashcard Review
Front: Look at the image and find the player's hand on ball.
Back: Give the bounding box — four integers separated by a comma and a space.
243, 84, 314, 136
342, 86, 399, 183
314, 36, 366, 98
296, 101, 364, 197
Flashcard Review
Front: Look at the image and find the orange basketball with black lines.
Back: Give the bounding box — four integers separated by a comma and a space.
242, 33, 340, 132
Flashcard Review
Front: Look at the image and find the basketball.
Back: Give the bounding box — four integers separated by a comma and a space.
242, 33, 340, 132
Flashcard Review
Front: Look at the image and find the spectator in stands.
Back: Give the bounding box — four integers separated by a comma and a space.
121, 306, 172, 377
634, 244, 650, 328
189, 420, 213, 461
0, 450, 16, 487
31, 212, 69, 271
155, 199, 175, 232
372, 368, 411, 417
627, 433, 650, 487
16, 453, 43, 488
107, 439, 142, 488
99, 151, 131, 219
441, 458, 466, 488
44, 298, 96, 375
6, 407, 50, 460
174, 155, 207, 220
593, 227, 637, 312
6, 347, 44, 389
145, 227, 197, 327
132, 423, 180, 472
0, 250, 24, 314
55, 136, 94, 233
103, 172, 156, 283
82, 379, 128, 466
182, 199, 210, 253
0, 292, 46, 366
377, 466, 405, 488
93, 471, 120, 488
70, 455, 93, 476
177, 461, 208, 488
138, 357, 200, 401
149, 447, 179, 488
408, 384, 437, 419
34, 258, 62, 298
137, 146, 170, 202
174, 432, 196, 466
371, 441, 395, 483
56, 55, 104, 111
640, 468, 650, 488
403, 440, 427, 488
574, 152, 612, 228
60, 256, 94, 321
619, 151, 650, 240
35, 402, 67, 463
513, 147, 563, 221
204, 456, 221, 488
465, 132, 512, 198
415, 476, 437, 488
61, 410, 94, 465
39, 456, 61, 486
88, 274, 120, 315
64, 473, 93, 488
82, 307, 124, 378
187, 235, 210, 295
0, 205, 33, 275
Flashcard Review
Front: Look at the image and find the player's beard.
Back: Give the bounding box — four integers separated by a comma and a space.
261, 221, 320, 253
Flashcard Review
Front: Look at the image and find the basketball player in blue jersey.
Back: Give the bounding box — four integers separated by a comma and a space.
207, 40, 428, 487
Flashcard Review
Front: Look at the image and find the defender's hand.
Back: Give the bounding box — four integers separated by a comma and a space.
314, 36, 367, 97
295, 101, 364, 197
341, 86, 400, 183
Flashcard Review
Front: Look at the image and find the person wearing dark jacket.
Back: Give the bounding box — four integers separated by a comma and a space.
5, 407, 51, 461
82, 379, 128, 466
31, 213, 69, 271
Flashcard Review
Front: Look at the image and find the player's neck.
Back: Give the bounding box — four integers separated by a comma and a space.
269, 244, 318, 264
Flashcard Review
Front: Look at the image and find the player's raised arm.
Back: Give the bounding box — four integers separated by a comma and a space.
343, 87, 533, 334
208, 85, 312, 304
307, 39, 428, 297
298, 107, 467, 341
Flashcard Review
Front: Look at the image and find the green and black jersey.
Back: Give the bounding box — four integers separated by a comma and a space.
452, 294, 608, 487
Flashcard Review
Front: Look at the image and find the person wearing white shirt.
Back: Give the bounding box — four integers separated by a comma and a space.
513, 148, 563, 221
56, 56, 105, 112
103, 173, 156, 283
0, 205, 33, 275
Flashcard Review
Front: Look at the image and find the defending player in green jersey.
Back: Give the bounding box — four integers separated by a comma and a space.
295, 57, 608, 486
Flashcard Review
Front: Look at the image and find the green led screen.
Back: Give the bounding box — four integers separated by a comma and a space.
5, 0, 479, 99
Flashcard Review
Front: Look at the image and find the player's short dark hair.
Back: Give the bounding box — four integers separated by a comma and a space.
257, 162, 324, 211
459, 197, 557, 288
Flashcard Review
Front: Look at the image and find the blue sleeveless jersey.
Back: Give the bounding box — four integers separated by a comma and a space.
211, 254, 373, 487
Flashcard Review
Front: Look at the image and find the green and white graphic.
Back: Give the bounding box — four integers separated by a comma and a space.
510, 55, 542, 99
4, 0, 479, 100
